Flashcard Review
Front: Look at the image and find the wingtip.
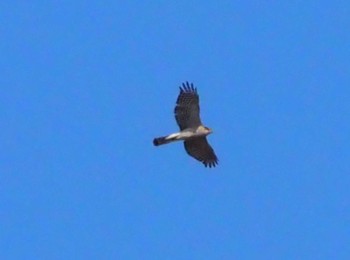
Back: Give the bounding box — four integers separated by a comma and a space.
180, 81, 197, 93
203, 160, 218, 168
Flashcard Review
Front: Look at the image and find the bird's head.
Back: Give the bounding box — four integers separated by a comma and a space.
204, 126, 213, 134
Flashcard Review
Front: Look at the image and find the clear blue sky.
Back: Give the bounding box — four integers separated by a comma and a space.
1, 1, 350, 259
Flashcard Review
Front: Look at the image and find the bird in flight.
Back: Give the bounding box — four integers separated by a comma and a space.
153, 82, 218, 168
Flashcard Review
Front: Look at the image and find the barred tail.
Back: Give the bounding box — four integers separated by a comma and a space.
153, 133, 180, 146
153, 136, 170, 146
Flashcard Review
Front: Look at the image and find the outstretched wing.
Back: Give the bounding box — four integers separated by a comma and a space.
174, 82, 202, 130
184, 137, 218, 168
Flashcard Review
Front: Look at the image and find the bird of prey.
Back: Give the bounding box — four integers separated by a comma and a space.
153, 82, 218, 168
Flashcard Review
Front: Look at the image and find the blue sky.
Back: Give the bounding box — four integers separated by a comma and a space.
1, 1, 350, 259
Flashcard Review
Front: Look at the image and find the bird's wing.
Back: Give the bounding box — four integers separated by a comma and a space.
184, 137, 218, 168
174, 82, 202, 130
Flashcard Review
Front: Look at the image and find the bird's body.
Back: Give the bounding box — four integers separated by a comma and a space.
153, 82, 218, 168
153, 126, 211, 146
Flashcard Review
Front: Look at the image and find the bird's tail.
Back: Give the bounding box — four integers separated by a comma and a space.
153, 133, 180, 146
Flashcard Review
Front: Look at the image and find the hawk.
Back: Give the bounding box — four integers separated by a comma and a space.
153, 82, 218, 168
